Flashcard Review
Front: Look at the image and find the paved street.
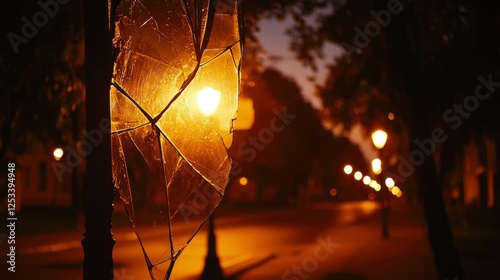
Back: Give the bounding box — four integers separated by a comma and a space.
9, 201, 379, 280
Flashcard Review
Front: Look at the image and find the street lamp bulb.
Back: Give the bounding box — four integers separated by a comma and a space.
375, 184, 381, 192
354, 171, 362, 180
53, 148, 64, 161
385, 177, 395, 188
392, 187, 401, 196
371, 130, 388, 149
369, 180, 378, 188
197, 87, 221, 115
371, 158, 382, 175
344, 165, 353, 175
362, 176, 371, 185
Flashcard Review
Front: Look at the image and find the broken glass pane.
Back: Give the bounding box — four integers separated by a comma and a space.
110, 0, 242, 279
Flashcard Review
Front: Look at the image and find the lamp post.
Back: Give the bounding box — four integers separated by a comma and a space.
200, 214, 224, 280
371, 129, 390, 238
194, 87, 224, 280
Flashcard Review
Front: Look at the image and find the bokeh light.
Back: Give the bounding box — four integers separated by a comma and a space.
388, 112, 395, 120
385, 177, 395, 188
371, 158, 382, 175
354, 171, 363, 180
363, 176, 371, 185
239, 177, 248, 186
330, 188, 338, 196
53, 148, 64, 161
344, 165, 353, 175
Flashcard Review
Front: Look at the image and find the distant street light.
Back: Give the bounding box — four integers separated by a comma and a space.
362, 176, 371, 185
371, 130, 388, 149
392, 187, 402, 196
371, 129, 389, 239
354, 171, 363, 180
385, 177, 395, 188
371, 158, 382, 175
344, 165, 353, 175
53, 148, 64, 161
239, 177, 248, 186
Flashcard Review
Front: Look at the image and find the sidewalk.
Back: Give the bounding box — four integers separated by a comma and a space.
14, 200, 303, 255
319, 201, 437, 280
237, 200, 438, 280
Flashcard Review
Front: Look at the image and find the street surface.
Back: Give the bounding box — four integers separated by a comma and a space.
10, 201, 377, 280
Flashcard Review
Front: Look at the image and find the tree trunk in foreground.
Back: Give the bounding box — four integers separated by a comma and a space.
81, 0, 117, 278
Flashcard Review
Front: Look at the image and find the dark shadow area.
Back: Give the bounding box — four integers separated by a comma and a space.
320, 271, 370, 280
225, 254, 277, 280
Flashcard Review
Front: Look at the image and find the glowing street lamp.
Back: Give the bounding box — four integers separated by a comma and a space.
344, 165, 353, 175
53, 148, 64, 161
371, 158, 382, 175
385, 177, 395, 188
354, 171, 363, 180
370, 129, 389, 239
362, 176, 371, 185
371, 129, 388, 150
197, 87, 221, 115
392, 186, 402, 196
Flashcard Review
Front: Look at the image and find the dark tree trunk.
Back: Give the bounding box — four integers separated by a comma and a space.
408, 95, 464, 280
373, 0, 465, 278
81, 0, 117, 278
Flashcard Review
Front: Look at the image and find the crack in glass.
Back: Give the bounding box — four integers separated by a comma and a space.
110, 0, 242, 279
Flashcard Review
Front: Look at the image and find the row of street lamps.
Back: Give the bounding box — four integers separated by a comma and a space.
343, 129, 403, 238
344, 165, 403, 197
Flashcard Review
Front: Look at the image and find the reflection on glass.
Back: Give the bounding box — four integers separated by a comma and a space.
109, 0, 243, 279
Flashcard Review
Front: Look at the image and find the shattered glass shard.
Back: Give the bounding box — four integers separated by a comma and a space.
110, 0, 242, 279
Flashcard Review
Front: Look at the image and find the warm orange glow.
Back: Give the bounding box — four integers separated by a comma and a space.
392, 187, 401, 196
362, 176, 371, 185
368, 193, 376, 200
53, 148, 64, 161
388, 112, 395, 120
235, 96, 254, 130
344, 165, 353, 175
385, 177, 395, 188
371, 158, 382, 175
197, 87, 221, 115
239, 177, 248, 186
371, 130, 388, 149
354, 171, 362, 180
